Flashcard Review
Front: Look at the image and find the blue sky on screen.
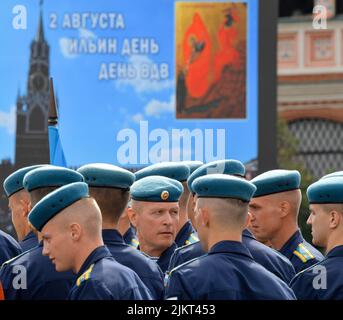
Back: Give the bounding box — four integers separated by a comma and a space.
0, 0, 258, 167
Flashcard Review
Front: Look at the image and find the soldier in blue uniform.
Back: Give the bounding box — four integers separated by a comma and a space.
77, 163, 164, 299
290, 176, 343, 299
128, 175, 184, 273
28, 182, 152, 300
0, 166, 83, 299
165, 174, 296, 300
134, 162, 198, 248
3, 165, 45, 252
169, 159, 245, 270
250, 170, 324, 273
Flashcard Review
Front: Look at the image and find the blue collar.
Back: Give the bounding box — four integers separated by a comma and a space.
279, 230, 303, 255
102, 229, 125, 245
208, 240, 254, 260
77, 246, 112, 278
326, 245, 343, 258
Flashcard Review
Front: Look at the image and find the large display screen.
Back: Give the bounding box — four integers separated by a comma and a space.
0, 0, 258, 168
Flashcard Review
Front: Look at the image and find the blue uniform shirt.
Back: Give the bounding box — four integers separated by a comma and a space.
242, 229, 296, 283
165, 241, 296, 300
169, 229, 296, 283
174, 220, 199, 247
19, 231, 38, 252
123, 225, 139, 248
68, 246, 152, 300
0, 230, 22, 266
0, 241, 74, 300
279, 230, 324, 273
290, 245, 343, 300
102, 229, 164, 299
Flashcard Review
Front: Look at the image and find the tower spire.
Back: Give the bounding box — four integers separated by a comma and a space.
36, 0, 45, 42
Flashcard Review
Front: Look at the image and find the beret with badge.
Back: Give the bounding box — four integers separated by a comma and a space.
131, 175, 184, 202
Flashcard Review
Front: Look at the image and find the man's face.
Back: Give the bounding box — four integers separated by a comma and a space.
307, 204, 330, 247
135, 202, 179, 254
248, 196, 282, 241
8, 193, 29, 240
41, 217, 75, 272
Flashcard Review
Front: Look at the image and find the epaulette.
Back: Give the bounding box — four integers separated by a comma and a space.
185, 232, 199, 246
128, 238, 139, 249
293, 243, 316, 263
76, 264, 95, 287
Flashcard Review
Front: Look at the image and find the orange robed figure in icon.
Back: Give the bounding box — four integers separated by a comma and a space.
183, 13, 212, 98
214, 9, 240, 82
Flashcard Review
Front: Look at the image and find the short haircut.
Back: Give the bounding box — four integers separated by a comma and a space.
57, 197, 102, 240
320, 203, 343, 215
197, 197, 249, 229
89, 187, 130, 224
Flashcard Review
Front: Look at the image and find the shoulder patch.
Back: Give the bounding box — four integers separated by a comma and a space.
76, 264, 95, 287
293, 243, 315, 263
185, 233, 199, 246
129, 238, 140, 248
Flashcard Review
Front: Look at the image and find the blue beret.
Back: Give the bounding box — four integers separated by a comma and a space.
187, 159, 246, 193
192, 174, 256, 202
307, 177, 343, 204
135, 162, 190, 182
251, 169, 301, 198
321, 171, 343, 180
28, 182, 89, 232
182, 161, 204, 174
3, 165, 47, 197
131, 176, 183, 202
77, 163, 135, 189
23, 166, 84, 192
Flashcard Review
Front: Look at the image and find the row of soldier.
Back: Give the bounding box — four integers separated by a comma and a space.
0, 159, 342, 299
